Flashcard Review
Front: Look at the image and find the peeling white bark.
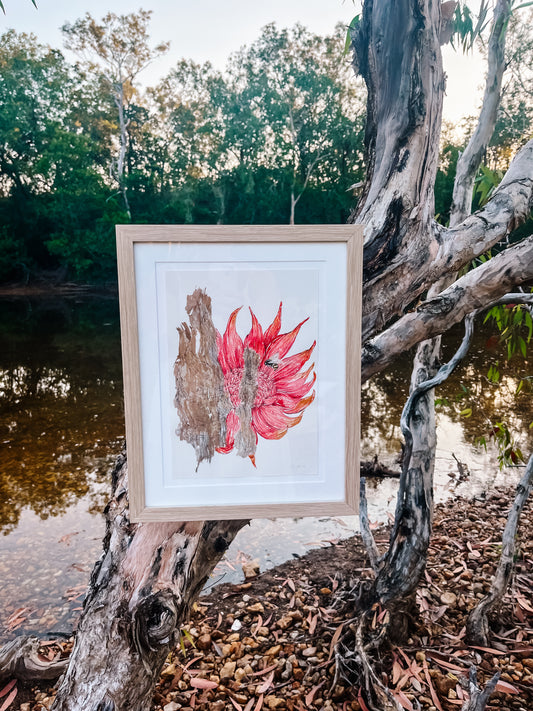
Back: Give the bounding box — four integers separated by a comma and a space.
361, 138, 533, 341
51, 451, 248, 711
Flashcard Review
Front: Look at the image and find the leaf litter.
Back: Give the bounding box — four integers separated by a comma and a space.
5, 488, 532, 711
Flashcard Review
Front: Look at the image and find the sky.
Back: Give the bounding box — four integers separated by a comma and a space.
1, 0, 485, 125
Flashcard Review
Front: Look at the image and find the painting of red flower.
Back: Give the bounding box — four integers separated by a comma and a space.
215, 303, 316, 464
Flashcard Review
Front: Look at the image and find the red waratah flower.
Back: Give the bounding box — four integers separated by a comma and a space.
216, 303, 316, 463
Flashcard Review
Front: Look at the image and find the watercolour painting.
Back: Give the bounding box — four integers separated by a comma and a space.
116, 225, 362, 521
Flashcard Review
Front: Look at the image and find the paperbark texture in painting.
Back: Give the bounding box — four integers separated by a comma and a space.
174, 292, 316, 468
173, 288, 232, 467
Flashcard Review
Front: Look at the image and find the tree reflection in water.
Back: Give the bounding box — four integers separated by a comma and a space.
1, 298, 531, 535
361, 321, 533, 491
0, 295, 124, 534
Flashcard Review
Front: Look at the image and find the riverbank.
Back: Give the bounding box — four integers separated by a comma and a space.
9, 487, 532, 711
0, 282, 117, 298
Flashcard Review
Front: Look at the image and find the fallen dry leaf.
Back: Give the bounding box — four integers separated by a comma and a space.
0, 687, 17, 711
423, 659, 444, 711
256, 670, 274, 694
305, 680, 325, 706
494, 679, 520, 694
189, 678, 218, 690
0, 681, 16, 700
328, 622, 344, 661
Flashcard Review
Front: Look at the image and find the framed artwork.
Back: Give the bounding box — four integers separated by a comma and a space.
116, 225, 363, 521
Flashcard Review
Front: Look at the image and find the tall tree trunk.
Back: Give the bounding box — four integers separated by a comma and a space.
52, 450, 248, 711
449, 0, 511, 226
351, 0, 444, 339
114, 81, 132, 220
48, 0, 533, 707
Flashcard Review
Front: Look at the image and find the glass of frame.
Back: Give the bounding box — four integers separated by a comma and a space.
116, 225, 362, 521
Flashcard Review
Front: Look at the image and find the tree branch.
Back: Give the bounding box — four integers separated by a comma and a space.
0, 637, 68, 683
466, 452, 533, 646
361, 244, 533, 382
460, 667, 501, 711
373, 315, 475, 606
361, 138, 533, 341
441, 138, 533, 268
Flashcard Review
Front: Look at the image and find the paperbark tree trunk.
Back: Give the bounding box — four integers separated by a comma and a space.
51, 450, 248, 711
350, 0, 444, 340
114, 81, 132, 220
351, 0, 532, 625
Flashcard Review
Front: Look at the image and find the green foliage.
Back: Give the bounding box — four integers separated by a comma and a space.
435, 299, 533, 470
476, 421, 525, 468
46, 202, 127, 282
434, 134, 460, 225
484, 300, 533, 362
0, 226, 25, 281
450, 0, 490, 53
474, 165, 504, 208
0, 21, 366, 283
344, 14, 361, 55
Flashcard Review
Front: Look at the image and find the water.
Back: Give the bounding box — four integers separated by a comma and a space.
0, 293, 531, 642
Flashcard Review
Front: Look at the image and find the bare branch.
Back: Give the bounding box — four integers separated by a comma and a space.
440, 138, 533, 269
0, 637, 68, 682
460, 667, 501, 711
372, 316, 474, 605
362, 241, 533, 382
466, 453, 533, 646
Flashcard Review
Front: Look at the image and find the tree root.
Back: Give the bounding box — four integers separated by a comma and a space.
460, 667, 500, 711
0, 636, 68, 682
333, 611, 404, 711
354, 615, 402, 711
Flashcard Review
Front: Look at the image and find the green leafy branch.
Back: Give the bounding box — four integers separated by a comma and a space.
484, 300, 533, 362
435, 298, 532, 468
450, 0, 490, 53
344, 14, 361, 55
477, 421, 524, 467
474, 165, 504, 208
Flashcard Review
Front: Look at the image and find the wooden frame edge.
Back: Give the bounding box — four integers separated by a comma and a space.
116, 226, 146, 519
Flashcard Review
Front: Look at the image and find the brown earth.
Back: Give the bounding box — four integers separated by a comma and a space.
5, 488, 532, 711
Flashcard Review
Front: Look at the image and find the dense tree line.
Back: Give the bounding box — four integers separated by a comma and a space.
0, 15, 367, 283
1, 10, 530, 284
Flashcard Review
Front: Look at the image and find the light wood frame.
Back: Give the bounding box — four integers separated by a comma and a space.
116, 224, 363, 521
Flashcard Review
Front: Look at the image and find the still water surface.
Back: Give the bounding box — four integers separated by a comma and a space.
0, 294, 531, 642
